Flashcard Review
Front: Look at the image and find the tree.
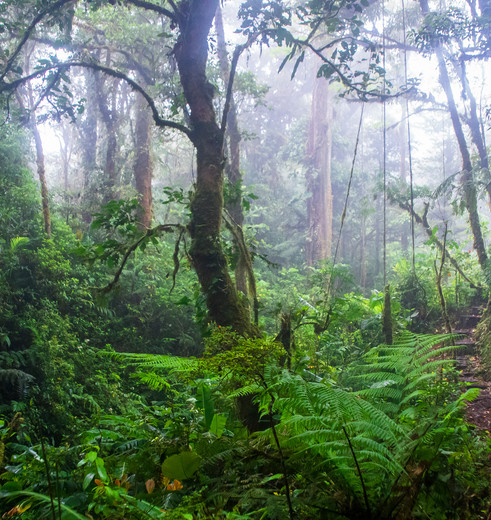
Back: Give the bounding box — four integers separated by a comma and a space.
306, 71, 334, 265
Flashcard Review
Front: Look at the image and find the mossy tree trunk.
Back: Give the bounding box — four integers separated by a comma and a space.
20, 51, 51, 237
80, 68, 99, 222
95, 69, 120, 201
173, 0, 255, 335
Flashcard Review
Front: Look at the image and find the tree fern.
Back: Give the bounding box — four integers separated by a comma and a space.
351, 331, 462, 416
256, 368, 406, 515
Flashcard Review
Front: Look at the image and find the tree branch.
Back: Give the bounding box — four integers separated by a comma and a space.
126, 0, 177, 22
220, 34, 257, 134
100, 224, 181, 293
1, 61, 193, 140
302, 40, 412, 100
397, 200, 481, 289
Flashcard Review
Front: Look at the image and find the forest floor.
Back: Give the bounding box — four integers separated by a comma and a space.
455, 306, 491, 432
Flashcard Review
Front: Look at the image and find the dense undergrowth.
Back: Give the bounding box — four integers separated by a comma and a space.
1, 129, 491, 519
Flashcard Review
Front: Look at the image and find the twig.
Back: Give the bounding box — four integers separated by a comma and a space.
40, 439, 57, 520
268, 393, 295, 520
342, 426, 371, 519
100, 224, 181, 293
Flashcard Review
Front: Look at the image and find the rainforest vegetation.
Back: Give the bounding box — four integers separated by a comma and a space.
0, 0, 490, 518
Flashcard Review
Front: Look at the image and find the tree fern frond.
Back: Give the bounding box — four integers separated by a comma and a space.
228, 383, 262, 398
113, 352, 198, 370
406, 358, 455, 379
352, 372, 406, 385
357, 387, 403, 402
416, 343, 463, 362
134, 371, 171, 391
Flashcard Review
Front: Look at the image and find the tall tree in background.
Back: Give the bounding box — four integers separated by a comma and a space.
79, 68, 99, 221
306, 75, 333, 266
14, 47, 52, 237
134, 84, 154, 229
95, 71, 121, 202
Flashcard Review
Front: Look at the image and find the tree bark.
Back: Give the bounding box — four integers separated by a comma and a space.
30, 122, 51, 238
21, 55, 51, 237
95, 71, 120, 201
134, 88, 153, 229
306, 75, 333, 266
174, 0, 254, 335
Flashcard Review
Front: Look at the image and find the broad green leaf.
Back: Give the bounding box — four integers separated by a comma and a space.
83, 472, 95, 490
95, 458, 108, 481
209, 414, 227, 438
200, 384, 214, 430
161, 451, 201, 480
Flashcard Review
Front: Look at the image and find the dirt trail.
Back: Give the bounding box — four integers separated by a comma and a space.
454, 306, 491, 432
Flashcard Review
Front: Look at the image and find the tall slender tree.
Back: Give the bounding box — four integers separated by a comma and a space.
306, 73, 334, 266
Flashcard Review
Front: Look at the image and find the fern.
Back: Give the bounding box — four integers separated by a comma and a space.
257, 332, 477, 518
228, 383, 262, 398
133, 371, 171, 391
351, 331, 463, 416
112, 352, 197, 371
257, 368, 406, 514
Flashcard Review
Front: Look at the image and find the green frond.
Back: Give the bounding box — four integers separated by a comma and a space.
228, 383, 262, 398
113, 352, 198, 370
357, 386, 403, 402
417, 343, 463, 362
134, 371, 171, 391
406, 358, 455, 378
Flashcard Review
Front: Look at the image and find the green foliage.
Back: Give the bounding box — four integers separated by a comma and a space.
411, 7, 490, 55
203, 328, 285, 384
251, 332, 485, 518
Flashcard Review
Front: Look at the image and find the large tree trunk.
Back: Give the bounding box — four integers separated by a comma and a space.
174, 0, 254, 335
419, 0, 488, 271
215, 3, 248, 295
134, 89, 153, 229
306, 75, 333, 266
